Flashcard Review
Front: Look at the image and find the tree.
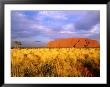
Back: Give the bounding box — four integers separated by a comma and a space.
14, 41, 18, 48
14, 41, 22, 48
18, 41, 22, 48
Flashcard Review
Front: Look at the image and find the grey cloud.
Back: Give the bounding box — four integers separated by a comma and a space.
74, 11, 100, 31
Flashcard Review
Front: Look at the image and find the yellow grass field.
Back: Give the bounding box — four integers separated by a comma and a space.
11, 48, 100, 77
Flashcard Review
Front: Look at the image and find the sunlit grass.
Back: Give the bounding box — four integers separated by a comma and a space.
11, 48, 100, 77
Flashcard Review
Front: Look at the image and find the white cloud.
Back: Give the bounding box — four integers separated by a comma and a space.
38, 11, 68, 20
58, 24, 76, 34
89, 23, 100, 33
30, 24, 54, 34
66, 33, 91, 37
62, 24, 75, 31
59, 31, 75, 34
13, 11, 25, 17
38, 10, 88, 20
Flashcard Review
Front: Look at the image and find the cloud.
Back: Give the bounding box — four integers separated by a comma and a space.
62, 24, 75, 31
11, 10, 100, 47
89, 23, 100, 33
37, 11, 68, 20
74, 11, 100, 31
30, 24, 54, 34
35, 41, 41, 42
11, 11, 55, 40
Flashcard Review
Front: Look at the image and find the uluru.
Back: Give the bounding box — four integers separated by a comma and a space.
48, 38, 100, 48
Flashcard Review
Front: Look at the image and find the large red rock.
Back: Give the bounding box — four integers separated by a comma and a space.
48, 38, 100, 48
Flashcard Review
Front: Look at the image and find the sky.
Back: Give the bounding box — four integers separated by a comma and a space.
11, 10, 100, 47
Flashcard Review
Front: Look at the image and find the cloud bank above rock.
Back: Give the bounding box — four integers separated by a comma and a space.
11, 10, 100, 47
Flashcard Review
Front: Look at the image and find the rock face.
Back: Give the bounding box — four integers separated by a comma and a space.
48, 38, 100, 48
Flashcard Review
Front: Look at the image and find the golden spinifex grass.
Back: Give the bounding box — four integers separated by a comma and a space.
11, 48, 100, 77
